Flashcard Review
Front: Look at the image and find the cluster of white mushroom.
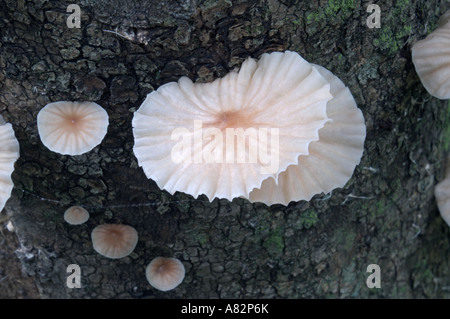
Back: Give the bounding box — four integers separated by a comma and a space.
1, 6, 449, 296
28, 50, 367, 208
0, 98, 184, 292
2, 18, 448, 289
1, 50, 370, 292
63, 207, 185, 291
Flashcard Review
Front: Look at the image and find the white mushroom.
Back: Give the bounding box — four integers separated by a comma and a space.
63, 206, 89, 225
133, 51, 333, 202
37, 101, 109, 155
146, 257, 185, 291
91, 224, 138, 259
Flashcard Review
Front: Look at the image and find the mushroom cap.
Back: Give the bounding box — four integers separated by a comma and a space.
37, 101, 109, 155
133, 51, 332, 201
248, 64, 366, 205
91, 224, 138, 259
434, 155, 450, 226
412, 13, 450, 99
0, 116, 20, 212
145, 257, 185, 291
63, 206, 89, 225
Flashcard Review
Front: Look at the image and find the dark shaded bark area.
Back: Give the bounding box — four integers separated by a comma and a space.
1, 0, 450, 298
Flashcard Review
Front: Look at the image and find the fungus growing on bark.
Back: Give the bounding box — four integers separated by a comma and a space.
91, 224, 138, 259
37, 101, 109, 155
0, 116, 20, 212
132, 50, 365, 205
133, 51, 334, 202
434, 156, 450, 226
412, 10, 450, 99
145, 257, 185, 291
63, 206, 89, 225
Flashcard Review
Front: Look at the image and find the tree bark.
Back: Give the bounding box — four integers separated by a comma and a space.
0, 0, 449, 298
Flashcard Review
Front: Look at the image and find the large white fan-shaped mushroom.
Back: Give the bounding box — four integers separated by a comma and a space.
248, 64, 366, 205
133, 51, 332, 201
0, 116, 20, 212
37, 101, 109, 155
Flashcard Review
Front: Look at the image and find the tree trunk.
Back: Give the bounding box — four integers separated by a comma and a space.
1, 0, 449, 298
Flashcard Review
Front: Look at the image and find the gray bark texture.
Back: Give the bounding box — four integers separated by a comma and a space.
1, 0, 450, 299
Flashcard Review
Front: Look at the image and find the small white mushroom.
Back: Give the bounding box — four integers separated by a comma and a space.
37, 101, 109, 155
91, 224, 138, 259
146, 257, 185, 292
63, 206, 89, 225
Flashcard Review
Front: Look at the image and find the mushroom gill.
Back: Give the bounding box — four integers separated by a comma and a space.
248, 64, 366, 205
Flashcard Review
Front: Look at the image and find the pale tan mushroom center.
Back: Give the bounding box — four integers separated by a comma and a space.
108, 230, 123, 244
65, 113, 84, 133
156, 263, 168, 274
206, 110, 256, 131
